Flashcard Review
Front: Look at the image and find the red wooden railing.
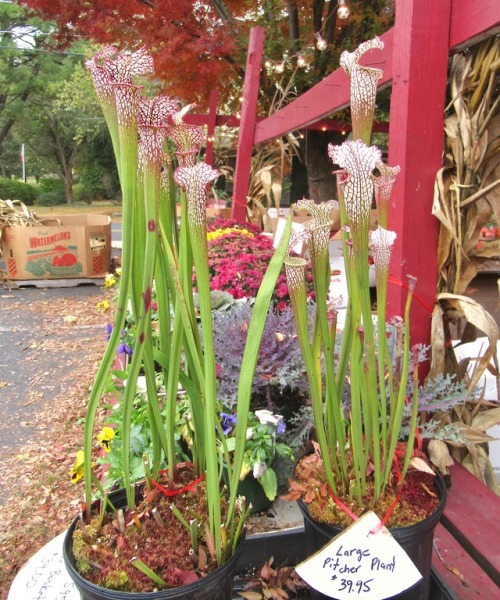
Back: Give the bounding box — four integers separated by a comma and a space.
230, 0, 500, 347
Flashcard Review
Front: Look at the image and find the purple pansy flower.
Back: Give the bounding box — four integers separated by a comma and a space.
276, 420, 286, 436
117, 342, 133, 356
220, 412, 237, 435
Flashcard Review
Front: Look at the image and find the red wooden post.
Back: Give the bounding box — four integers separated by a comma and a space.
386, 0, 452, 351
204, 90, 218, 167
231, 27, 265, 222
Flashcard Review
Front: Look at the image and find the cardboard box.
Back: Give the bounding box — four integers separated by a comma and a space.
1, 214, 111, 280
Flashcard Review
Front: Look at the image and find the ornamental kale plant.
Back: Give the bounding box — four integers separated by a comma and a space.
209, 303, 311, 409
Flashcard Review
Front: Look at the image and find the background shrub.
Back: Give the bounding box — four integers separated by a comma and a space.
0, 177, 38, 206
34, 178, 66, 206
77, 161, 121, 202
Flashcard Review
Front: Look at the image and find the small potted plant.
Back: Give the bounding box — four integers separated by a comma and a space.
282, 38, 447, 600
220, 408, 294, 512
63, 46, 293, 598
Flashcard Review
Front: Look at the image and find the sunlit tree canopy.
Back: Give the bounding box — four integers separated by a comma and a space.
21, 1, 393, 111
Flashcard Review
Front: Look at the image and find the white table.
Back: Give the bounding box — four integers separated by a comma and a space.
8, 531, 79, 600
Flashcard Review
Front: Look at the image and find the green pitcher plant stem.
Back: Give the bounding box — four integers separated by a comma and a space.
226, 217, 293, 524
285, 37, 420, 511
83, 49, 153, 517
79, 46, 294, 568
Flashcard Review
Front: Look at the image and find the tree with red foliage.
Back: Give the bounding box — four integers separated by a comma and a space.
21, 0, 247, 108
22, 1, 392, 109
21, 1, 393, 198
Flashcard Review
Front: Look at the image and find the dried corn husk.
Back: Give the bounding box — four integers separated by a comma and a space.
433, 37, 500, 295
245, 70, 301, 228
0, 198, 41, 230
429, 291, 500, 493
0, 199, 41, 285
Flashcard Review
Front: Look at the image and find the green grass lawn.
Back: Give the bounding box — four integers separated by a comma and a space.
34, 200, 122, 222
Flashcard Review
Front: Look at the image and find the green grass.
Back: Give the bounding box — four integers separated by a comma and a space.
35, 200, 122, 222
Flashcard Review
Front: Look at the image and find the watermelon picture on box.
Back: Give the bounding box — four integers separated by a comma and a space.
24, 244, 83, 278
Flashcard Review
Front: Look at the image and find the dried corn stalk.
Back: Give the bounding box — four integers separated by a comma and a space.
246, 136, 299, 230
0, 199, 41, 285
0, 198, 40, 229
429, 292, 500, 493
430, 38, 500, 491
246, 69, 301, 229
433, 37, 500, 294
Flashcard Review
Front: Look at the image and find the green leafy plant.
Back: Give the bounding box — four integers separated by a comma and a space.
220, 409, 294, 502
35, 177, 66, 206
0, 177, 38, 206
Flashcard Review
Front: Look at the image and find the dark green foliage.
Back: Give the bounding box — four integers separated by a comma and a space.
0, 177, 38, 205
77, 131, 121, 202
35, 177, 66, 206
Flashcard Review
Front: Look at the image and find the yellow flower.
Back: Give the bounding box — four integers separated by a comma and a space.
239, 461, 252, 481
70, 450, 85, 483
115, 267, 122, 277
97, 426, 115, 451
207, 227, 254, 241
96, 299, 109, 312
104, 273, 117, 287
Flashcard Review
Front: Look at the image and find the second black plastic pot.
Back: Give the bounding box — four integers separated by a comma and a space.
296, 475, 447, 600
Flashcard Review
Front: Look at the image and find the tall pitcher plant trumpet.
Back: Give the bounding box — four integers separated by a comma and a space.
81, 46, 291, 566
285, 37, 419, 510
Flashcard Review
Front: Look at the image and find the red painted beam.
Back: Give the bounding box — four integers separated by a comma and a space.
450, 0, 500, 51
386, 0, 452, 351
304, 119, 389, 133
183, 114, 240, 128
254, 29, 394, 144
432, 523, 499, 597
231, 27, 265, 222
440, 462, 500, 585
185, 114, 389, 134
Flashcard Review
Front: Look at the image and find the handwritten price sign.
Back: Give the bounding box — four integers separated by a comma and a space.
8, 532, 79, 600
295, 511, 422, 599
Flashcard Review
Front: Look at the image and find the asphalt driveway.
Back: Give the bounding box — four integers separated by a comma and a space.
0, 283, 108, 478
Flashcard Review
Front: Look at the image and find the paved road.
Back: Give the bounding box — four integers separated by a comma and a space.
0, 284, 107, 467
111, 222, 122, 248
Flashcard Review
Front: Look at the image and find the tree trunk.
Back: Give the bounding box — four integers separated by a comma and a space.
64, 173, 73, 204
300, 129, 344, 202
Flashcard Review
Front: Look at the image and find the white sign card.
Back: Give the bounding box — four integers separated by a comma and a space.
295, 511, 422, 599
7, 531, 79, 600
273, 217, 307, 255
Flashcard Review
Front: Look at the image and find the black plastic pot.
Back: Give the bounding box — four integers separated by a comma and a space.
63, 488, 245, 600
297, 476, 447, 600
223, 467, 272, 515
